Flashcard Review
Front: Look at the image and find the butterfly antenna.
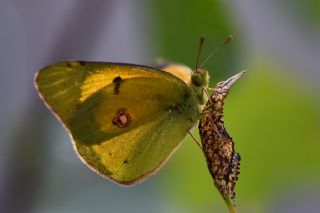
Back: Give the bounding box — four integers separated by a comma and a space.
199, 35, 233, 69
195, 35, 206, 71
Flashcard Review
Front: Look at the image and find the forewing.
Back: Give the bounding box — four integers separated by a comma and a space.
35, 61, 197, 184
35, 61, 175, 121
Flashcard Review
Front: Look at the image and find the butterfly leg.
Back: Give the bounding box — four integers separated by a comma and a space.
203, 88, 211, 99
199, 110, 212, 118
203, 88, 214, 106
187, 130, 203, 151
205, 87, 214, 93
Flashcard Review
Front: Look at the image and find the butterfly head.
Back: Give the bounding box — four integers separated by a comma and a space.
191, 68, 209, 88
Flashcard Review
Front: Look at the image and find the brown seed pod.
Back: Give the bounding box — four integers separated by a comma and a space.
198, 71, 244, 206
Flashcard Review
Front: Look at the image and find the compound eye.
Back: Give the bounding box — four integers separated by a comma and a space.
191, 74, 203, 86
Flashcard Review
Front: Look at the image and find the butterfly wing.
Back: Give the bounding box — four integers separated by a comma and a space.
35, 61, 200, 185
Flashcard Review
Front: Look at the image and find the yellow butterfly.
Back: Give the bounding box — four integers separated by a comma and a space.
35, 60, 209, 185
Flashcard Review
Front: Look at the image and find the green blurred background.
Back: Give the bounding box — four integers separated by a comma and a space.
1, 0, 319, 213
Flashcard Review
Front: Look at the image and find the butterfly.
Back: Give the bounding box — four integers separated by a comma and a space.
198, 71, 244, 211
35, 60, 209, 185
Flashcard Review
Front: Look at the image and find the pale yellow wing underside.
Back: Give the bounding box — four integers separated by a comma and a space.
35, 61, 200, 185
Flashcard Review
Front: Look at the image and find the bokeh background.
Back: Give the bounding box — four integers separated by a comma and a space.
1, 0, 320, 213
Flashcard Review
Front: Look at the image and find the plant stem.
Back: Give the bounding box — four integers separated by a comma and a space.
224, 197, 238, 213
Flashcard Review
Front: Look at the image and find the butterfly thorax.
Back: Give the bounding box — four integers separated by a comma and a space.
162, 64, 208, 99
161, 65, 209, 115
